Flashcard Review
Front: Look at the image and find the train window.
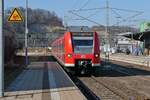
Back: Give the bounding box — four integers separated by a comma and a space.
74, 40, 93, 46
73, 40, 93, 53
72, 32, 94, 53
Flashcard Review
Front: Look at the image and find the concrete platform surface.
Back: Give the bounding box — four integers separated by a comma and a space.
0, 62, 86, 100
101, 53, 150, 67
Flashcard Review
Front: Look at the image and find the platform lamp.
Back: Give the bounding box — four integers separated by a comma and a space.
25, 0, 29, 67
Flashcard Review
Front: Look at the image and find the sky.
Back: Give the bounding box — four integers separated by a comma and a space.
4, 0, 150, 27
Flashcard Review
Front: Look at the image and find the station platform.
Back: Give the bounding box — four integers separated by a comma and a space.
1, 61, 86, 100
101, 53, 150, 67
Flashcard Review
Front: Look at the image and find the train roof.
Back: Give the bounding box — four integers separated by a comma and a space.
67, 26, 93, 32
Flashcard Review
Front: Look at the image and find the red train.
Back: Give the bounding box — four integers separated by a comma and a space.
51, 31, 100, 75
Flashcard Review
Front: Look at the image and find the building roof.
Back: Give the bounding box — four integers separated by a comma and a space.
118, 32, 133, 36
121, 31, 150, 41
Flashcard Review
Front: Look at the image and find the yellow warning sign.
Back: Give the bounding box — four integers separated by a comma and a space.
8, 8, 23, 22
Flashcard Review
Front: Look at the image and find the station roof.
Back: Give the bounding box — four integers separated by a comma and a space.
118, 32, 133, 36
119, 31, 150, 41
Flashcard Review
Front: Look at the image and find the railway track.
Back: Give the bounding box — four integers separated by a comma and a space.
76, 65, 150, 100
78, 74, 150, 100
64, 60, 150, 100
109, 61, 150, 86
67, 73, 100, 100
79, 76, 125, 100
58, 62, 124, 100
109, 63, 150, 98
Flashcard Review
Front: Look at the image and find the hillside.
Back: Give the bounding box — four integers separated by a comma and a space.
4, 7, 63, 62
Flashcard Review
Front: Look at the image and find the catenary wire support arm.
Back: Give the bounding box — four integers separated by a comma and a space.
68, 10, 100, 21
68, 11, 102, 26
69, 7, 106, 12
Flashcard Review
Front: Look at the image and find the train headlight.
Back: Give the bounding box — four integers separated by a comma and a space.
67, 54, 72, 58
95, 54, 99, 58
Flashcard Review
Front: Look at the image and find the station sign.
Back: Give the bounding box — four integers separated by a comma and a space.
7, 8, 23, 22
140, 22, 150, 32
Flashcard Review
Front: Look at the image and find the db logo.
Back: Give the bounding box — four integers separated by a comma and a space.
81, 55, 86, 58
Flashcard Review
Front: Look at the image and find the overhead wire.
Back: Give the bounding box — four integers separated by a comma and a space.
71, 0, 79, 10
69, 11, 102, 26
68, 0, 144, 27
111, 9, 123, 20
79, 0, 90, 10
112, 12, 143, 26
70, 7, 105, 12
111, 7, 143, 13
70, 10, 100, 20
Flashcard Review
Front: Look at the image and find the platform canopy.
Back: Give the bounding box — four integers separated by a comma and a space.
119, 31, 150, 41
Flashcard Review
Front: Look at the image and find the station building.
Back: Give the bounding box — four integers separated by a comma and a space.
123, 22, 150, 55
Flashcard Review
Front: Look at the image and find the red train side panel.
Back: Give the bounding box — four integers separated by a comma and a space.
64, 32, 74, 66
93, 32, 100, 65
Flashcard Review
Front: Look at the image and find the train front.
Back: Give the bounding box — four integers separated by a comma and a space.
65, 32, 100, 75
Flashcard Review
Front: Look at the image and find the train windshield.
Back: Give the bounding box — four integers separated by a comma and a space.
72, 32, 93, 53
74, 40, 93, 46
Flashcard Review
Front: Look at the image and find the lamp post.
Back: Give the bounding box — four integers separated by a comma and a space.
25, 0, 28, 66
0, 0, 4, 97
